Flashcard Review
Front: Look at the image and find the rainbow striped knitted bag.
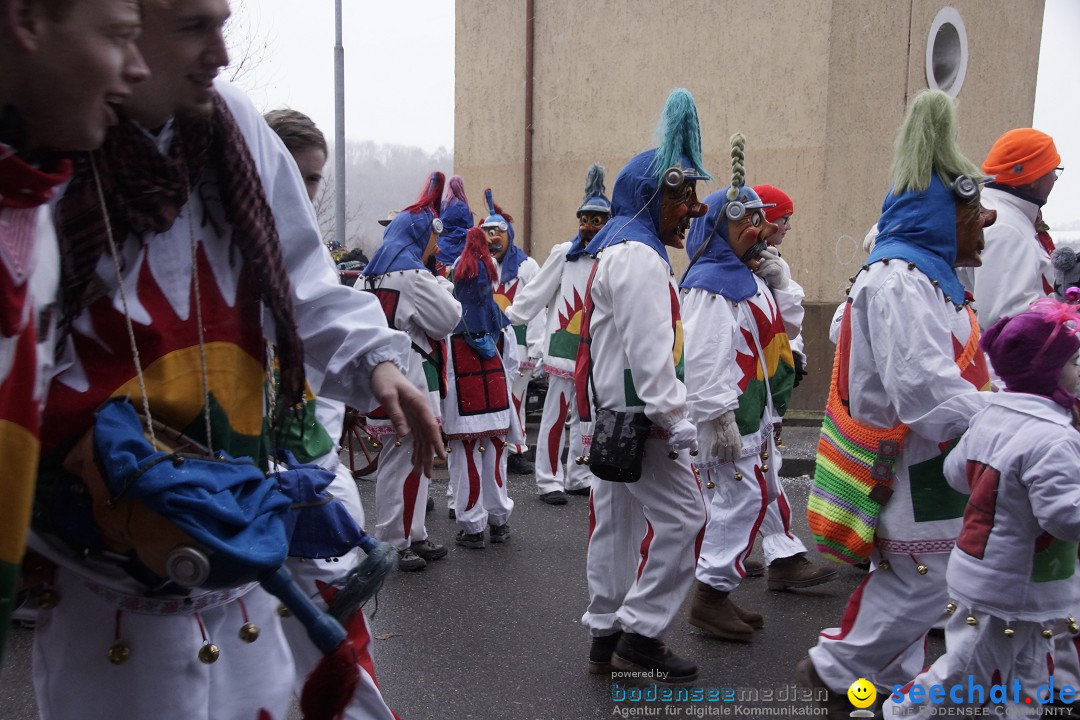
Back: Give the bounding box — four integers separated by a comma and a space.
809, 302, 980, 564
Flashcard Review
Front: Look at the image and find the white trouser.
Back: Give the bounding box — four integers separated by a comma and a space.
448, 436, 514, 534
33, 569, 294, 720
582, 439, 707, 639
808, 548, 950, 694
373, 433, 430, 550
882, 609, 1052, 718
534, 373, 592, 495
508, 365, 532, 454
695, 434, 781, 591
759, 486, 807, 564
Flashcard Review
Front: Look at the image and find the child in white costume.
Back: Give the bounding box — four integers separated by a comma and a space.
884, 299, 1080, 718
362, 173, 462, 571
444, 226, 518, 548
506, 165, 611, 503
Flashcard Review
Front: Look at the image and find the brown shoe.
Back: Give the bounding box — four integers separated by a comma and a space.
767, 553, 838, 591
687, 581, 754, 642
794, 656, 855, 720
743, 557, 766, 577
731, 600, 764, 629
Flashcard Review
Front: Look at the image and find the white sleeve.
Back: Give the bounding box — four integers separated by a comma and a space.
972, 223, 1046, 330
607, 244, 687, 428
1027, 435, 1080, 542
771, 262, 805, 359
828, 301, 846, 344
682, 288, 740, 423
409, 271, 462, 341
865, 272, 985, 438
506, 244, 565, 326
218, 80, 411, 413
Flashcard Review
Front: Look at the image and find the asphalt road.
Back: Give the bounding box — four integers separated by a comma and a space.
2, 424, 921, 719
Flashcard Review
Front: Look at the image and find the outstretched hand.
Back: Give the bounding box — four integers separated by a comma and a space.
371, 361, 446, 476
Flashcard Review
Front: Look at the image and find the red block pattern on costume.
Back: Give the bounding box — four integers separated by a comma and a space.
450, 335, 510, 416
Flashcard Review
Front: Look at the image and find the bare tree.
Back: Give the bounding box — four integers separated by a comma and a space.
223, 0, 277, 90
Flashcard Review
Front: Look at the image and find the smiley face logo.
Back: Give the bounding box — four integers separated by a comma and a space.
847, 678, 877, 709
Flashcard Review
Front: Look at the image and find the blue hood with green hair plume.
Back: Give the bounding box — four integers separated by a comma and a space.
585, 88, 711, 265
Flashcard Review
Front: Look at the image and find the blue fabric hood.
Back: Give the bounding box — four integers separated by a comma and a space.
583, 149, 672, 265
436, 198, 472, 266
679, 186, 758, 302
866, 175, 965, 304
363, 208, 437, 276
453, 259, 510, 336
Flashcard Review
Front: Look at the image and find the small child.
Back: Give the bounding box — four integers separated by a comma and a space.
883, 298, 1080, 717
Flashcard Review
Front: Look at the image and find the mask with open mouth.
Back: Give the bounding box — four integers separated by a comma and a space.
659, 180, 706, 249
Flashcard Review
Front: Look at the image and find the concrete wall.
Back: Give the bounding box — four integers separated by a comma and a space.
455, 0, 1045, 411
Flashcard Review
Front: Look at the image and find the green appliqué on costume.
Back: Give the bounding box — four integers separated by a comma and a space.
422, 359, 439, 393
623, 363, 684, 409
1032, 538, 1077, 583
513, 324, 527, 346
264, 395, 334, 467
548, 328, 580, 361
908, 439, 967, 522
733, 360, 795, 436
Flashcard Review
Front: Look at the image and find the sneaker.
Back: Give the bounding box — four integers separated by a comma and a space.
767, 553, 838, 591
566, 486, 591, 496
489, 523, 511, 543
426, 496, 435, 514
506, 453, 535, 475
611, 632, 697, 684
410, 539, 448, 562
743, 558, 766, 577
455, 530, 485, 549
539, 490, 568, 505
588, 631, 623, 674
397, 548, 427, 572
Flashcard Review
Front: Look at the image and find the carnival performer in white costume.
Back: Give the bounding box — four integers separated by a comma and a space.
444, 226, 518, 548
485, 189, 543, 475
884, 299, 1080, 718
797, 90, 996, 719
506, 165, 610, 504
362, 173, 462, 572
577, 88, 707, 684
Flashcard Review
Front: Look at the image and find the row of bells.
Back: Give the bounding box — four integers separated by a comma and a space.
944, 602, 1079, 638
367, 435, 508, 453
107, 622, 261, 665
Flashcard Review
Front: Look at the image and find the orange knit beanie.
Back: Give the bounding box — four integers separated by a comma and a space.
982, 128, 1060, 186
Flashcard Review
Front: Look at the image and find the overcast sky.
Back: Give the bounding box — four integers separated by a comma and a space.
229, 0, 1078, 227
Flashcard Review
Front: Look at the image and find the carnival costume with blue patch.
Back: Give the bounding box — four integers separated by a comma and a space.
577, 89, 708, 671
436, 174, 473, 274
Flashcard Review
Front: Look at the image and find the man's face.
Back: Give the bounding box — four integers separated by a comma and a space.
19, 0, 148, 151
577, 212, 608, 245
486, 225, 509, 260
727, 208, 777, 265
126, 0, 231, 128
953, 191, 997, 268
768, 215, 791, 247
1023, 169, 1058, 205
659, 180, 706, 249
288, 145, 326, 204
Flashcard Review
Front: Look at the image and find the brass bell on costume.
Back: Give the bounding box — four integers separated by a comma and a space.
965, 616, 977, 626
394, 439, 402, 447
1069, 617, 1079, 634
239, 623, 260, 643
734, 472, 743, 481
478, 444, 485, 452
761, 464, 769, 472
945, 602, 957, 614
198, 643, 221, 664
916, 564, 928, 575
276, 604, 292, 618
761, 451, 769, 460
575, 455, 586, 465
706, 481, 715, 490
879, 560, 890, 571
1043, 629, 1054, 639
36, 589, 59, 609
107, 642, 131, 665
1004, 628, 1015, 638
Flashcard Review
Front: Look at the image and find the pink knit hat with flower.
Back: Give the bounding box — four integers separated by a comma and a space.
981, 299, 1080, 408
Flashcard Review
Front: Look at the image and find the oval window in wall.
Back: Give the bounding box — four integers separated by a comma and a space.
926, 6, 969, 97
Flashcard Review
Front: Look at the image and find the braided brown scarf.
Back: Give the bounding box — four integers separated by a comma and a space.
57, 93, 305, 408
